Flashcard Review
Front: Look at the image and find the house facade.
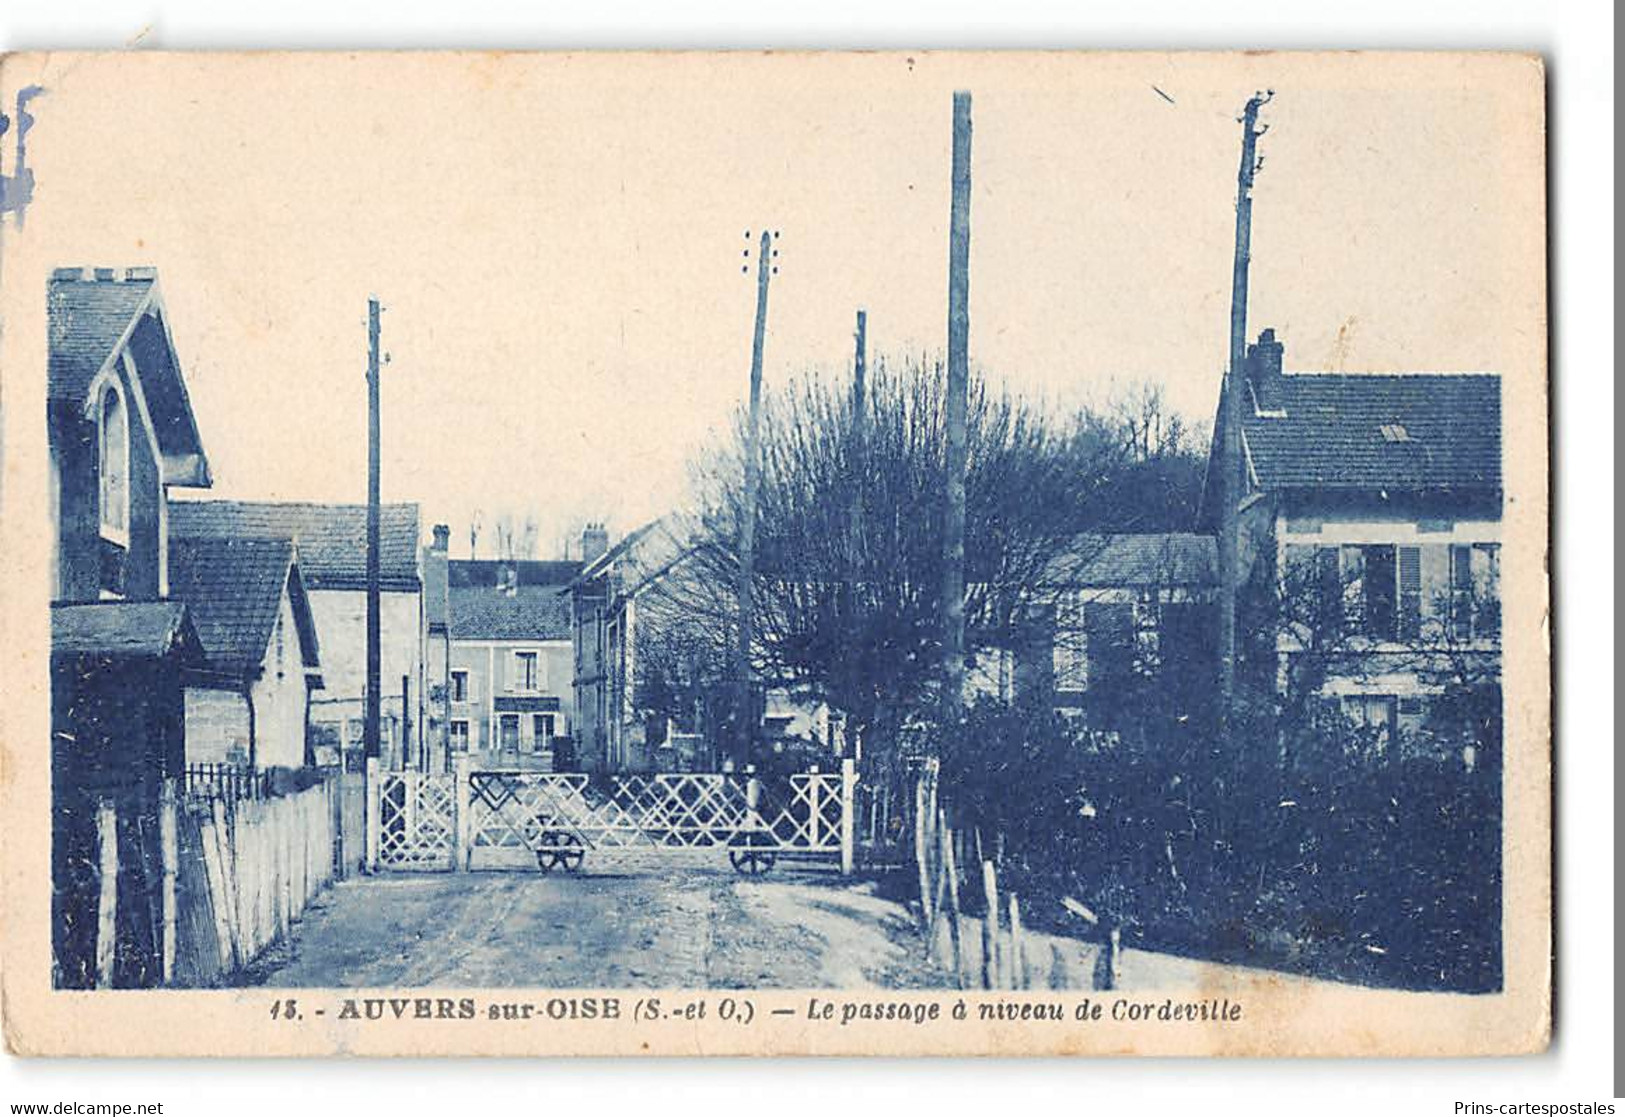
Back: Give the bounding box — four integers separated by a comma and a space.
167, 536, 324, 769
439, 554, 583, 769
1202, 328, 1502, 758
168, 500, 427, 770
47, 265, 215, 987
971, 533, 1219, 737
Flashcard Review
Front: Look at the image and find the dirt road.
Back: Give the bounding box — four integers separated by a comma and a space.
245, 856, 949, 989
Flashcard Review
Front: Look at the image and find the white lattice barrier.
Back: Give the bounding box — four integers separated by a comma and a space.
375, 764, 858, 873
374, 771, 456, 870
756, 772, 847, 852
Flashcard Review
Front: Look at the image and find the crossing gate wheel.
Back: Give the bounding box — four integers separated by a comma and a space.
728, 831, 777, 875
535, 829, 585, 873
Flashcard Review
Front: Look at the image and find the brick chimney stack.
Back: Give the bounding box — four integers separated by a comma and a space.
581, 522, 610, 565
1245, 327, 1286, 412
423, 524, 451, 637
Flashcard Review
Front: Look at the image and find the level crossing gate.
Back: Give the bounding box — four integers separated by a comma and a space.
366, 760, 857, 875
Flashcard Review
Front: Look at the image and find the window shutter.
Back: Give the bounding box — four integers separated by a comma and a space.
1398, 546, 1421, 640
1419, 544, 1450, 619
1450, 545, 1474, 640
1473, 544, 1501, 640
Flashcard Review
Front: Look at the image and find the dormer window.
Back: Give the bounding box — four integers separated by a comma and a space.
99, 383, 130, 541
1378, 423, 1411, 443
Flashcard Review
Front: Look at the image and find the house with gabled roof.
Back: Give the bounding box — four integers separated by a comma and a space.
167, 536, 324, 769
168, 499, 426, 769
1200, 327, 1502, 756
47, 266, 215, 987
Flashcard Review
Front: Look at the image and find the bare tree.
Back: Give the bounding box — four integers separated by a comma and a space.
674, 357, 1134, 764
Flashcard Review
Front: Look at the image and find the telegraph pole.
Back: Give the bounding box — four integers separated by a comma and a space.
941, 91, 973, 737
1217, 91, 1271, 729
734, 229, 777, 768
365, 297, 383, 762
845, 308, 868, 759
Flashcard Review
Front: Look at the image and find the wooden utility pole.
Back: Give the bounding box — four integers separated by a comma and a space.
941, 91, 973, 735
845, 308, 868, 758
1217, 91, 1272, 728
734, 229, 776, 767
365, 297, 383, 762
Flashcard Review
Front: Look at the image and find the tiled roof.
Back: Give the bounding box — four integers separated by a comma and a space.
448, 583, 573, 641
48, 269, 210, 478
1241, 373, 1501, 492
449, 559, 583, 589
1048, 533, 1217, 588
48, 272, 156, 404
167, 536, 298, 678
169, 500, 421, 591
51, 601, 202, 661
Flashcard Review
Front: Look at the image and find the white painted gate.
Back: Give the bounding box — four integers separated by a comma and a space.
365, 760, 857, 875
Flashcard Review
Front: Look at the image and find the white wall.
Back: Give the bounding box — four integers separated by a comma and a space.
184, 688, 251, 765
249, 589, 312, 769
305, 588, 423, 715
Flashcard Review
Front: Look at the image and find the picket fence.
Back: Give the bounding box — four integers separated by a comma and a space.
81, 770, 341, 988
908, 759, 1118, 992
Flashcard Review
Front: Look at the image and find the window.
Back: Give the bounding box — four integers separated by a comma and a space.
532, 714, 555, 752
1342, 695, 1396, 754
512, 651, 539, 692
1450, 543, 1501, 642
450, 670, 470, 703
1051, 591, 1088, 691
1397, 546, 1422, 641
499, 714, 521, 753
1473, 543, 1501, 641
1378, 423, 1411, 443
449, 720, 470, 752
1360, 545, 1397, 642
98, 384, 129, 540
1334, 544, 1398, 641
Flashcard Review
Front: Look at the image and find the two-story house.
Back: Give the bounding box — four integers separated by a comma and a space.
442, 554, 583, 768
47, 265, 216, 987
1201, 328, 1502, 758
168, 499, 426, 770
571, 518, 707, 773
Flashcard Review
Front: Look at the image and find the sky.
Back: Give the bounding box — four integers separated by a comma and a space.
5, 52, 1540, 559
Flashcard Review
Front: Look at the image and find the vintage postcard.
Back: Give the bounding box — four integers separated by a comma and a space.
0, 50, 1548, 1057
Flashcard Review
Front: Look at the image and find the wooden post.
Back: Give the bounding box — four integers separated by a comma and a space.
1217, 91, 1272, 724
365, 756, 381, 873
839, 757, 856, 875
940, 810, 964, 987
980, 853, 999, 991
914, 777, 934, 929
159, 781, 178, 985
366, 297, 383, 763
277, 798, 293, 941
453, 752, 472, 871
94, 798, 118, 988
940, 90, 973, 735
807, 770, 821, 849
1009, 893, 1027, 991
735, 230, 775, 769
199, 800, 235, 971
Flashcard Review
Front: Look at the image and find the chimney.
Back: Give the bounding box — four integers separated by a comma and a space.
422, 525, 450, 635
1245, 327, 1286, 412
581, 522, 610, 564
